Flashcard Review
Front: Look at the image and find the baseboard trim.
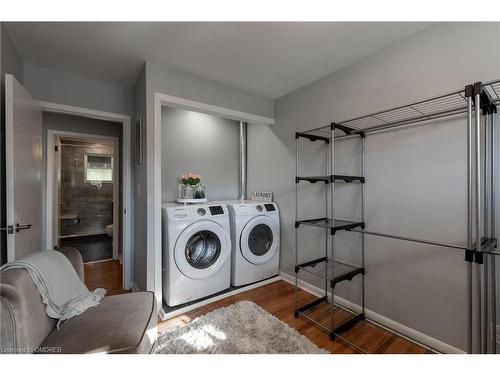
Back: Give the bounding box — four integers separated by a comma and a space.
279, 271, 465, 354
158, 275, 282, 321
131, 282, 140, 293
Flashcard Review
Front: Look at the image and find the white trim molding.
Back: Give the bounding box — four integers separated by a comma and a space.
38, 100, 133, 291
153, 93, 274, 126
279, 271, 465, 354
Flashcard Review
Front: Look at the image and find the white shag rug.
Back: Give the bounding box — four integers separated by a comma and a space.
154, 301, 327, 354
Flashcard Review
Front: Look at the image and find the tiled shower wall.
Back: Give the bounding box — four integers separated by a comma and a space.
60, 144, 114, 236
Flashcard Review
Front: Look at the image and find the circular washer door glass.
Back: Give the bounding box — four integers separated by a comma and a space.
248, 224, 274, 256
185, 230, 221, 269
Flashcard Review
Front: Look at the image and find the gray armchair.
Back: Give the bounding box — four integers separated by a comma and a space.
0, 248, 157, 354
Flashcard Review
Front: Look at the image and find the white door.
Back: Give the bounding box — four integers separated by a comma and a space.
5, 74, 43, 261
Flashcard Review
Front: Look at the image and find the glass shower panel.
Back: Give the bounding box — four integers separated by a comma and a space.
59, 143, 114, 238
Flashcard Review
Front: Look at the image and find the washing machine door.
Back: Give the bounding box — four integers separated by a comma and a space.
240, 215, 278, 265
174, 220, 230, 280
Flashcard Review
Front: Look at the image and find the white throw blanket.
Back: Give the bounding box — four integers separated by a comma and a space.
0, 250, 106, 328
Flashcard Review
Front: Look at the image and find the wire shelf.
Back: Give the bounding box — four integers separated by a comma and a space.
296, 257, 364, 288
338, 89, 468, 134
483, 78, 500, 104
296, 218, 365, 233
296, 297, 354, 332
299, 79, 499, 140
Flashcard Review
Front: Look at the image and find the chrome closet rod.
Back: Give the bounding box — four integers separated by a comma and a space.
484, 113, 490, 352
294, 134, 299, 314
325, 133, 329, 297
466, 95, 473, 354
351, 228, 467, 252
361, 133, 366, 315
489, 111, 497, 353
330, 121, 336, 336
475, 91, 483, 353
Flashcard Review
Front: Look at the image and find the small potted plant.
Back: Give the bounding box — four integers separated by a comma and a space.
178, 173, 206, 200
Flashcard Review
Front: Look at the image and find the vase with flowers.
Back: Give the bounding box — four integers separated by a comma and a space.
178, 173, 206, 201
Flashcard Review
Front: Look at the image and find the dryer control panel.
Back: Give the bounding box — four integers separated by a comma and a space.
228, 201, 279, 216
264, 203, 276, 212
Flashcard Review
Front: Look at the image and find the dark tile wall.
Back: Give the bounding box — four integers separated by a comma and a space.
60, 144, 114, 236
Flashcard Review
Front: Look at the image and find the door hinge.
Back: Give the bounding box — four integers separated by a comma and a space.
55, 145, 58, 152
0, 225, 15, 234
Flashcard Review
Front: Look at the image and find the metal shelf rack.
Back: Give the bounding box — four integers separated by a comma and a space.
294, 79, 499, 354
294, 121, 367, 349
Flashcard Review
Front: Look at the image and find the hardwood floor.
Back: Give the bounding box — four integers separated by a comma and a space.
84, 259, 129, 296
157, 280, 432, 354
84, 263, 429, 354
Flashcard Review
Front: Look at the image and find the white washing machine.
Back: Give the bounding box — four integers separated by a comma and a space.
226, 201, 280, 286
162, 203, 231, 306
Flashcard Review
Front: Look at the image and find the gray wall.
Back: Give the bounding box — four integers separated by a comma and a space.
146, 61, 274, 119
248, 22, 500, 351
132, 66, 147, 291
161, 107, 239, 203
1, 23, 24, 265
23, 63, 133, 116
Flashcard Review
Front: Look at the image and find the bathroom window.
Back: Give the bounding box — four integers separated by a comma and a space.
85, 154, 113, 182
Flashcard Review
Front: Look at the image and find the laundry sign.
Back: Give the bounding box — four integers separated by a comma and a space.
250, 191, 273, 202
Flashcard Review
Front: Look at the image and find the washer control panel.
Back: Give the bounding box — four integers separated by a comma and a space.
166, 204, 228, 220
209, 205, 225, 216
256, 204, 264, 212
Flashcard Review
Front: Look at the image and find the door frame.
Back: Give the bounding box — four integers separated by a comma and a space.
47, 130, 120, 260
40, 101, 132, 290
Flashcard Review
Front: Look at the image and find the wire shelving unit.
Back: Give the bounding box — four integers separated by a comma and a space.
293, 78, 500, 354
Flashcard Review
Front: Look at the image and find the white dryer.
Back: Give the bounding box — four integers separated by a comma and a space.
162, 203, 231, 306
226, 201, 280, 286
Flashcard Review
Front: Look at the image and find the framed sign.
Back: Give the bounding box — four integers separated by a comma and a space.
250, 191, 273, 202
135, 116, 143, 165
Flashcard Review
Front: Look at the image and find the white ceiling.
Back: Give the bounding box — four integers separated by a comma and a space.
5, 22, 433, 99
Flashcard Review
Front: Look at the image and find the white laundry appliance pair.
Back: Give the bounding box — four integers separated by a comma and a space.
162, 201, 280, 307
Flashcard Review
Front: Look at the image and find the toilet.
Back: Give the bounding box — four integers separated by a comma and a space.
105, 224, 113, 238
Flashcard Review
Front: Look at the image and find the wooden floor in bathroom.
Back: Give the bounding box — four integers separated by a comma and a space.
83, 263, 430, 354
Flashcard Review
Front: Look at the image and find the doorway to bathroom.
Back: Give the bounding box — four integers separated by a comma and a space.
50, 132, 120, 261
43, 107, 131, 293
55, 136, 119, 263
